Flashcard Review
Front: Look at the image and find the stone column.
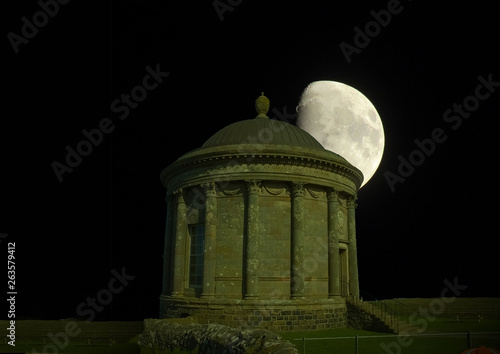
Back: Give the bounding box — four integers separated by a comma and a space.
244, 180, 260, 299
172, 188, 187, 297
162, 192, 175, 296
347, 196, 359, 298
327, 189, 341, 298
201, 182, 217, 298
291, 182, 305, 298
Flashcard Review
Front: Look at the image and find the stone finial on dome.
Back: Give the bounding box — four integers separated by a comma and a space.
255, 92, 270, 118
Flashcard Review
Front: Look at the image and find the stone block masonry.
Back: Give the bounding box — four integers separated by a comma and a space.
159, 297, 347, 332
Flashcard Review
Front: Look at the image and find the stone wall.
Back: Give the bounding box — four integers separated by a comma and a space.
139, 318, 299, 353
258, 190, 291, 299
215, 192, 245, 299
160, 297, 347, 332
301, 193, 329, 298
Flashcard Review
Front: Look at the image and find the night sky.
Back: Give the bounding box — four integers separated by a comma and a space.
3, 1, 499, 321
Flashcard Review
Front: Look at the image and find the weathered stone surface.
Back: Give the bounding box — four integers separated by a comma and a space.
138, 318, 299, 353
159, 297, 347, 331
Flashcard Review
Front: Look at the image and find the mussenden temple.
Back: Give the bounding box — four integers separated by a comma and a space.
159, 94, 363, 332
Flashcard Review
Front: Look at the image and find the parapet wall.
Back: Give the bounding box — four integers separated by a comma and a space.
139, 318, 299, 353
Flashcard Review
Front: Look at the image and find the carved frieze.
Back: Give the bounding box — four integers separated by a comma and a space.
306, 185, 326, 201
217, 182, 244, 197
261, 181, 289, 197
162, 151, 362, 195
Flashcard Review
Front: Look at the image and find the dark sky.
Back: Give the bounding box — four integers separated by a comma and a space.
2, 1, 499, 321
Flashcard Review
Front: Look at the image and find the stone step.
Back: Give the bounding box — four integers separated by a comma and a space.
347, 297, 420, 335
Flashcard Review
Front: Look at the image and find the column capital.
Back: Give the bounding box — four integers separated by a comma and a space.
291, 181, 306, 197
327, 189, 339, 203
202, 181, 218, 197
346, 196, 358, 209
245, 179, 261, 195
173, 188, 185, 203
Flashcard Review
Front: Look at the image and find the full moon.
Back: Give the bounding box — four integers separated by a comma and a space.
296, 81, 385, 188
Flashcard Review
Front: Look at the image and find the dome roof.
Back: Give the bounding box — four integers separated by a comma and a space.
202, 93, 324, 151
161, 93, 363, 192
202, 115, 325, 150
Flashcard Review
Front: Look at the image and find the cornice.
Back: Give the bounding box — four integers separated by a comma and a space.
161, 145, 363, 191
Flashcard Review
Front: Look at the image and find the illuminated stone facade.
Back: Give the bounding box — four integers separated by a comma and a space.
159, 95, 363, 331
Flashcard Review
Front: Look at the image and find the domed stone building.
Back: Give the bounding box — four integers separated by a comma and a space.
159, 94, 363, 331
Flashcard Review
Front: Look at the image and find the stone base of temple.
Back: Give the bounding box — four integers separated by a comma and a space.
159, 295, 347, 331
